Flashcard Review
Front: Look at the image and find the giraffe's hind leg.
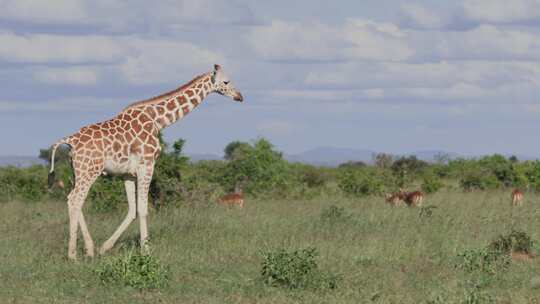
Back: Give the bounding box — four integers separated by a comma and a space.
78, 211, 95, 257
66, 172, 100, 260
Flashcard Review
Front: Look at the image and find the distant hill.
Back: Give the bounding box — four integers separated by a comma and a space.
1, 149, 536, 168
284, 147, 376, 166
0, 156, 46, 168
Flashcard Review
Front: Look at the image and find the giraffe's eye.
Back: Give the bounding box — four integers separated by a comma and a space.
224, 81, 230, 85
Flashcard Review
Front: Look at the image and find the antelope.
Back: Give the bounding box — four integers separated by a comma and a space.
218, 185, 244, 208
403, 190, 424, 207
511, 188, 523, 206
385, 192, 405, 206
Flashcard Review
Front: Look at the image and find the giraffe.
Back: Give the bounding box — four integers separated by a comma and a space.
48, 64, 243, 260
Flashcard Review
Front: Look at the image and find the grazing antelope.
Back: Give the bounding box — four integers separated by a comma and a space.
511, 188, 524, 206
218, 191, 244, 208
385, 192, 405, 206
218, 184, 244, 208
403, 191, 424, 207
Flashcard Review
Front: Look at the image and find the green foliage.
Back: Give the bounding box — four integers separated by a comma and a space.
421, 174, 443, 194
0, 166, 48, 202
39, 145, 71, 164
338, 161, 367, 169
459, 168, 500, 191
418, 205, 437, 218
391, 155, 428, 187
260, 247, 340, 290
338, 167, 385, 197
88, 176, 126, 213
95, 249, 169, 290
298, 165, 329, 188
454, 247, 510, 275
224, 140, 252, 160
461, 280, 495, 304
320, 205, 352, 223
150, 138, 189, 207
222, 138, 290, 196
488, 229, 533, 254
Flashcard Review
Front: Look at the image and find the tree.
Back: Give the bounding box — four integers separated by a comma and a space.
224, 141, 252, 160
373, 153, 393, 169
39, 146, 71, 165
222, 138, 289, 195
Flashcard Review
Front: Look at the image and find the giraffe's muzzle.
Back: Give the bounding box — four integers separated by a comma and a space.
234, 92, 244, 102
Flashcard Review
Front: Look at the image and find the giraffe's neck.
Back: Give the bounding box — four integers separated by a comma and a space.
124, 73, 214, 131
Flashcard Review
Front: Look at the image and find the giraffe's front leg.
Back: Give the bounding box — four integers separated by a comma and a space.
137, 165, 154, 254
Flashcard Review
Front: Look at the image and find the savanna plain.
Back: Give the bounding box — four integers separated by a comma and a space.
1, 190, 539, 303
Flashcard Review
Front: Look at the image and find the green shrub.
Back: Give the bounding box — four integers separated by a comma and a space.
320, 205, 352, 223
150, 138, 189, 207
418, 206, 437, 218
87, 176, 126, 213
421, 175, 443, 194
300, 166, 329, 188
459, 169, 500, 191
461, 280, 495, 304
260, 247, 340, 290
95, 249, 169, 290
488, 229, 533, 254
0, 166, 48, 202
455, 248, 510, 275
338, 167, 385, 197
221, 138, 291, 196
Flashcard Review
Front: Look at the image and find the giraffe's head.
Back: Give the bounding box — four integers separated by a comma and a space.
210, 64, 243, 102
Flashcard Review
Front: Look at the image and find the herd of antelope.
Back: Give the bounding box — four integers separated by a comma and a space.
385, 188, 525, 207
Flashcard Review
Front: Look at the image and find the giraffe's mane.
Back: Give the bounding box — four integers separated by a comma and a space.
122, 73, 209, 111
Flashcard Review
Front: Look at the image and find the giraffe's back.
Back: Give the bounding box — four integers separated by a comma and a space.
65, 109, 161, 176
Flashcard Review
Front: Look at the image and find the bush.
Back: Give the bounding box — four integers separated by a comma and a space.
459, 169, 500, 191
88, 176, 126, 213
150, 138, 189, 207
488, 229, 533, 254
0, 166, 49, 202
338, 167, 385, 197
320, 205, 352, 223
454, 248, 510, 275
260, 247, 340, 290
421, 175, 443, 194
95, 249, 169, 290
221, 138, 291, 196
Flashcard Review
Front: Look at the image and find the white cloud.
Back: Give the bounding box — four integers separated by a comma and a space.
304, 60, 540, 103
0, 0, 88, 24
249, 19, 413, 62
417, 25, 540, 61
399, 4, 447, 29
33, 67, 99, 85
0, 32, 125, 64
119, 39, 223, 84
0, 0, 258, 29
0, 31, 223, 84
463, 0, 540, 24
0, 97, 119, 112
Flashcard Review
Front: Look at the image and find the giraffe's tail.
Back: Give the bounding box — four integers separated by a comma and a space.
48, 138, 69, 188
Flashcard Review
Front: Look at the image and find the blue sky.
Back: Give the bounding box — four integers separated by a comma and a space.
1, 0, 539, 157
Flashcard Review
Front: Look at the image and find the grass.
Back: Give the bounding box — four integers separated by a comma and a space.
0, 189, 539, 303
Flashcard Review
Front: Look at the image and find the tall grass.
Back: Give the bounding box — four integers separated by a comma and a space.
0, 189, 539, 303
